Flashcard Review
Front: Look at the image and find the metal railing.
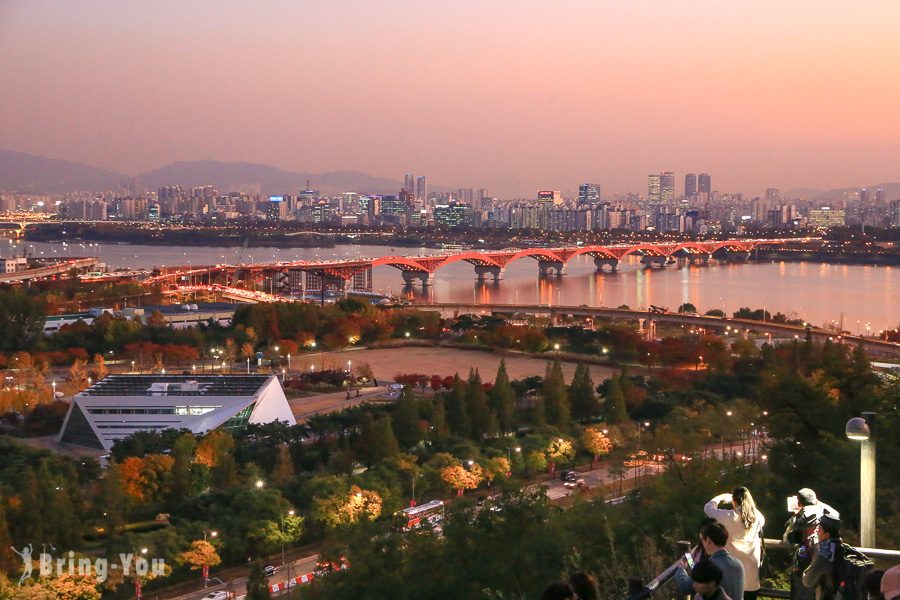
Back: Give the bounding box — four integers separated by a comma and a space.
626, 539, 900, 600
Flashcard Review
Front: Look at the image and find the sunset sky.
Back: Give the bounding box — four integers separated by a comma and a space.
1, 0, 899, 197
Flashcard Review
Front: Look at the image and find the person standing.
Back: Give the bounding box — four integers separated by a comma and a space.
705, 487, 767, 600
676, 521, 745, 600
785, 488, 840, 600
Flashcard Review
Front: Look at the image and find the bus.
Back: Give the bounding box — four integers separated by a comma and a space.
392, 500, 445, 531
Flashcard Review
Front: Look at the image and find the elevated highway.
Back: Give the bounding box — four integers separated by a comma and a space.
0, 257, 100, 283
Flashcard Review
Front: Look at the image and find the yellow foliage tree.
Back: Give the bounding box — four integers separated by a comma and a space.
582, 427, 613, 466
177, 540, 221, 571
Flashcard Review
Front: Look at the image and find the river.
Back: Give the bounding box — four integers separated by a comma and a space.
3, 239, 896, 332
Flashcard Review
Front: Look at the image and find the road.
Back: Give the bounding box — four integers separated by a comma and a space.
164, 553, 320, 600
164, 440, 758, 599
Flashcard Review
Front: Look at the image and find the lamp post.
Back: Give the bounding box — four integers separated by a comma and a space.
846, 413, 876, 548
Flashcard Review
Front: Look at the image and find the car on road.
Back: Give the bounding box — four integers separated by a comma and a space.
264, 565, 278, 577
203, 592, 228, 600
561, 470, 585, 489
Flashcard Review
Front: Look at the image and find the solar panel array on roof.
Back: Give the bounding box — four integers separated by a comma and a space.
80, 375, 271, 397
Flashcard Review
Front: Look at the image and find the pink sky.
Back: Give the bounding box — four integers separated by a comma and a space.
1, 0, 899, 197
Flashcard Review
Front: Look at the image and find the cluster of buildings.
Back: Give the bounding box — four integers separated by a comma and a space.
3, 172, 900, 232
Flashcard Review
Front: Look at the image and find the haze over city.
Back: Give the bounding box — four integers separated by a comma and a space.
2, 0, 900, 197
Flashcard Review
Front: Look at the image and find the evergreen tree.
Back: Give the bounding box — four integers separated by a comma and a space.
98, 459, 128, 543
430, 397, 450, 443
570, 363, 598, 420
392, 386, 423, 448
604, 375, 628, 424
444, 374, 471, 438
169, 432, 197, 506
246, 560, 273, 599
489, 359, 516, 433
542, 359, 570, 427
465, 368, 492, 439
360, 415, 399, 465
272, 444, 295, 486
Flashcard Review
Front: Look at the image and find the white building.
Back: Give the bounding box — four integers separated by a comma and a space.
57, 375, 296, 450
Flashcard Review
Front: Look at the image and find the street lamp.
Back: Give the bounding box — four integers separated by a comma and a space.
846, 413, 875, 547
255, 479, 265, 489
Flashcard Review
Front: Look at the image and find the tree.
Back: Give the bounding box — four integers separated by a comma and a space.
246, 561, 273, 600
169, 432, 197, 504
195, 430, 239, 488
444, 375, 471, 438
358, 414, 399, 466
523, 450, 548, 476
429, 397, 450, 443
582, 427, 613, 467
177, 540, 221, 571
0, 289, 46, 353
465, 368, 492, 439
272, 444, 295, 486
440, 463, 483, 497
570, 363, 598, 420
313, 485, 383, 528
604, 375, 628, 424
392, 387, 423, 448
542, 359, 570, 426
489, 360, 516, 433
545, 438, 574, 473
678, 302, 697, 314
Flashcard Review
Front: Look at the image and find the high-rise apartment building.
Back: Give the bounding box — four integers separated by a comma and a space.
416, 176, 427, 201
684, 174, 697, 198
578, 183, 601, 204
875, 188, 886, 206
765, 188, 781, 204
648, 174, 661, 203
698, 173, 711, 195
660, 172, 675, 204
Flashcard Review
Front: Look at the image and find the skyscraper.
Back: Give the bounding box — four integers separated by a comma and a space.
578, 183, 601, 204
416, 176, 427, 201
875, 188, 885, 206
404, 173, 415, 194
684, 174, 697, 198
660, 171, 675, 204
765, 188, 781, 204
648, 174, 661, 203
698, 173, 711, 195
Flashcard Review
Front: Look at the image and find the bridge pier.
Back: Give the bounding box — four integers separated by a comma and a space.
593, 257, 619, 273
538, 260, 567, 277
688, 253, 711, 266
640, 255, 667, 268
402, 270, 436, 287
474, 265, 504, 282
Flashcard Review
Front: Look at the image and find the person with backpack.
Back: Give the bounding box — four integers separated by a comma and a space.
786, 488, 841, 600
802, 515, 874, 600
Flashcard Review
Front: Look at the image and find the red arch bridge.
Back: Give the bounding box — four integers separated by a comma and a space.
150, 238, 808, 292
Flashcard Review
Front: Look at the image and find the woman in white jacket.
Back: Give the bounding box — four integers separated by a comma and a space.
705, 486, 766, 600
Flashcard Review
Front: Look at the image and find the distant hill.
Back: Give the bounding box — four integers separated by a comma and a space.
0, 151, 406, 196
0, 149, 126, 193
133, 160, 403, 196
784, 182, 900, 201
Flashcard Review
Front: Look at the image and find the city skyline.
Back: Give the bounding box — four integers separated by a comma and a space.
2, 1, 900, 197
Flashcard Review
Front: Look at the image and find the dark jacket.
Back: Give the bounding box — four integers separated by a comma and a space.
675, 549, 745, 600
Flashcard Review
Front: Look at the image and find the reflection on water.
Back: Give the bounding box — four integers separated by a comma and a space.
5, 240, 896, 331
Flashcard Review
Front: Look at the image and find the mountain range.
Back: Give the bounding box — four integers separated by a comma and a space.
0, 150, 404, 196
0, 149, 898, 201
